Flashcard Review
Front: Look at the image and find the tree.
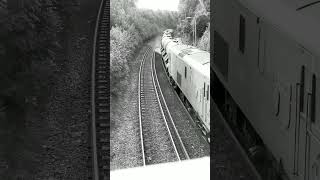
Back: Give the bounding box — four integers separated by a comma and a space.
194, 14, 209, 38
0, 0, 61, 114
178, 0, 198, 18
176, 0, 210, 50
49, 0, 80, 31
110, 0, 179, 95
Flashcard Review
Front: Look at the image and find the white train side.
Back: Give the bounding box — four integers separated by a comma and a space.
213, 0, 320, 179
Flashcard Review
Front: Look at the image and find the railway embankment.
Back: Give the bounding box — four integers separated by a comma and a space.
110, 45, 150, 170
110, 39, 161, 169
110, 36, 162, 170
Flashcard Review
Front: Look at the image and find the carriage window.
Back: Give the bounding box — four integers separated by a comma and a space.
300, 66, 305, 112
239, 15, 246, 53
311, 74, 316, 123
207, 85, 209, 101
185, 67, 187, 78
204, 83, 206, 98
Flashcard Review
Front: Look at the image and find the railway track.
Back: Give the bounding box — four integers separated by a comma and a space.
156, 49, 210, 144
151, 51, 190, 160
138, 47, 189, 165
91, 0, 109, 179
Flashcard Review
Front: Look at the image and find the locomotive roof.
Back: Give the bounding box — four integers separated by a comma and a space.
164, 29, 173, 33
170, 44, 210, 76
162, 37, 175, 50
183, 51, 210, 65
154, 47, 161, 54
238, 0, 320, 58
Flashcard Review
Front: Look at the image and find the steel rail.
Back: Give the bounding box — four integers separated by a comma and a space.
159, 55, 208, 142
152, 51, 190, 160
91, 0, 105, 179
150, 52, 181, 162
138, 47, 152, 166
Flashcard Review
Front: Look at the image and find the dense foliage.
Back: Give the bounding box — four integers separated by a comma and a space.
0, 0, 79, 118
110, 0, 178, 95
176, 0, 210, 51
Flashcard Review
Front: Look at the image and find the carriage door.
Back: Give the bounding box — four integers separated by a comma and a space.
305, 58, 320, 180
307, 72, 320, 180
294, 49, 318, 180
201, 81, 209, 130
202, 82, 206, 123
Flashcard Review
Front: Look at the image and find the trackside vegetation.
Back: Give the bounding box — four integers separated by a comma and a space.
176, 0, 210, 51
110, 0, 178, 95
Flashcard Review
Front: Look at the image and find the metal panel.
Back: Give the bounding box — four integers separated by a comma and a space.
177, 72, 181, 86
213, 30, 229, 80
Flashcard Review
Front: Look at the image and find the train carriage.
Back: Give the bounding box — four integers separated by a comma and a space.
213, 0, 320, 179
170, 46, 210, 132
160, 33, 210, 138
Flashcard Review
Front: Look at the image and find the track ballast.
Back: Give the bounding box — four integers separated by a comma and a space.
138, 47, 189, 165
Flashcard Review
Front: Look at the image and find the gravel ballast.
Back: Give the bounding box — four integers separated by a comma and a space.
140, 47, 178, 165
32, 31, 92, 180
0, 1, 100, 178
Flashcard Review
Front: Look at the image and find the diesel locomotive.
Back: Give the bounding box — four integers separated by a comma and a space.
160, 29, 210, 141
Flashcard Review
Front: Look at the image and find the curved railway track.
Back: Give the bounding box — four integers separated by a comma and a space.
152, 51, 190, 160
138, 47, 189, 165
91, 0, 109, 179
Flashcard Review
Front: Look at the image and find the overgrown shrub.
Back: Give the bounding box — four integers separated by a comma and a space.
176, 0, 210, 51
110, 26, 133, 94
197, 24, 210, 51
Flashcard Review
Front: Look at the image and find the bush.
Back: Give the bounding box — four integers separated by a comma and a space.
176, 0, 210, 52
197, 24, 210, 51
110, 26, 132, 95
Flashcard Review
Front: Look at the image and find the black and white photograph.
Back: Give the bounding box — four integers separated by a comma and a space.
0, 0, 319, 179
109, 0, 210, 179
